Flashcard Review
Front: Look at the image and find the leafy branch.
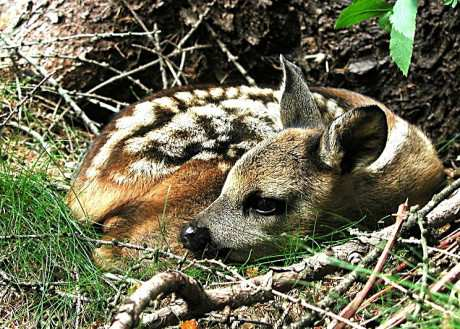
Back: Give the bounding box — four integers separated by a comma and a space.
335, 0, 457, 76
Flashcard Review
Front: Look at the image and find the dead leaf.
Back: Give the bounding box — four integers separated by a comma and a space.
180, 319, 199, 329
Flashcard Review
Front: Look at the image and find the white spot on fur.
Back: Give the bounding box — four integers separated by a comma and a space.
221, 99, 263, 111
129, 159, 179, 180
209, 87, 224, 98
225, 87, 239, 98
174, 91, 194, 103
86, 102, 156, 178
152, 97, 178, 112
116, 102, 155, 129
239, 86, 264, 98
312, 93, 327, 109
191, 104, 226, 118
257, 87, 275, 97
194, 90, 209, 98
192, 151, 218, 161
112, 173, 128, 185
325, 99, 345, 118
273, 90, 282, 102
368, 117, 409, 172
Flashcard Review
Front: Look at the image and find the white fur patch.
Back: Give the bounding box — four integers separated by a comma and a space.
86, 102, 156, 178
368, 117, 409, 172
129, 158, 179, 181
325, 99, 345, 118
152, 97, 179, 112
218, 161, 232, 173
174, 91, 194, 104
239, 86, 263, 98
194, 90, 210, 98
209, 87, 224, 98
192, 151, 219, 161
312, 92, 327, 109
225, 87, 239, 98
116, 102, 155, 130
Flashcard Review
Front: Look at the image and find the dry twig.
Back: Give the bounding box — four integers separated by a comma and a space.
378, 262, 460, 329
205, 22, 256, 86
1, 35, 100, 134
331, 202, 409, 329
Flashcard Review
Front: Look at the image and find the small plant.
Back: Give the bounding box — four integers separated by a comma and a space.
335, 0, 457, 76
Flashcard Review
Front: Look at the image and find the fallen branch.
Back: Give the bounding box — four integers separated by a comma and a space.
331, 202, 409, 329
1, 35, 100, 135
0, 73, 53, 129
111, 270, 365, 329
0, 31, 159, 50
378, 262, 460, 329
205, 22, 256, 86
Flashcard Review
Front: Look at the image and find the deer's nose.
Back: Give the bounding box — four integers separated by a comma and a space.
180, 223, 211, 253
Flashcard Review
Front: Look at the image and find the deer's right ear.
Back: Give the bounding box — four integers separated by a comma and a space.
279, 55, 323, 130
319, 105, 388, 174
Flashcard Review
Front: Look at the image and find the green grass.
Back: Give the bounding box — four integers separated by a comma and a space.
0, 157, 114, 327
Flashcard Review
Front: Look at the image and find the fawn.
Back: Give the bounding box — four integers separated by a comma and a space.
67, 57, 444, 266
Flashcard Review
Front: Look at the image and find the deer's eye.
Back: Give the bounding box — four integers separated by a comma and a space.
250, 196, 285, 216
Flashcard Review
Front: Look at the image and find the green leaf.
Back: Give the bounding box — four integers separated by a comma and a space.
390, 28, 413, 76
444, 0, 458, 8
378, 11, 392, 33
335, 0, 393, 29
389, 0, 418, 76
390, 0, 418, 39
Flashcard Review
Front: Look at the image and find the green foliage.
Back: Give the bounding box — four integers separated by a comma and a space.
444, 0, 458, 8
0, 160, 114, 327
390, 0, 418, 75
336, 0, 455, 76
335, 0, 393, 29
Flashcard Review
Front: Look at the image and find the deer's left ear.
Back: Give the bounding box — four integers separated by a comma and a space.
319, 105, 388, 173
279, 55, 323, 129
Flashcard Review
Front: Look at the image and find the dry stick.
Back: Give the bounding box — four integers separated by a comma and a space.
359, 229, 460, 312
77, 54, 150, 92
414, 212, 430, 316
7, 52, 151, 94
111, 270, 365, 329
330, 202, 409, 329
0, 31, 159, 49
378, 262, 460, 329
76, 235, 236, 282
87, 45, 206, 94
0, 36, 100, 135
6, 121, 52, 152
289, 246, 383, 329
118, 0, 167, 90
179, 0, 216, 49
0, 73, 53, 129
153, 23, 168, 89
74, 270, 82, 329
205, 22, 256, 86
89, 2, 214, 94
34, 84, 130, 109
0, 232, 235, 282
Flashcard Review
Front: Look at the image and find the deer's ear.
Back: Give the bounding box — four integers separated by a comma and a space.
319, 105, 388, 173
279, 55, 323, 129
